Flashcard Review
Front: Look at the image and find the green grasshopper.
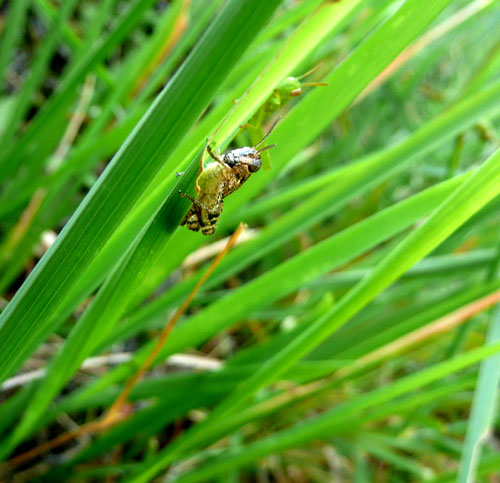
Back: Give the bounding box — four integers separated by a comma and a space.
244, 67, 327, 170
179, 119, 278, 236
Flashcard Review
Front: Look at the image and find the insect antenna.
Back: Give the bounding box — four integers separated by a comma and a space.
254, 117, 280, 148
295, 63, 322, 80
295, 64, 328, 88
301, 82, 329, 87
258, 144, 276, 153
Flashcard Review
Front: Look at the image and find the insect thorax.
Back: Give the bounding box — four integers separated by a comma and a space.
197, 162, 226, 194
223, 147, 259, 165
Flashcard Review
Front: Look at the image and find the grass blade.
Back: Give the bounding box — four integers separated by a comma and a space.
0, 0, 29, 91
457, 240, 500, 482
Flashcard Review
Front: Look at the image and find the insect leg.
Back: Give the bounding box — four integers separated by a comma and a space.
178, 190, 197, 203
200, 198, 222, 236
206, 144, 221, 162
178, 190, 219, 214
206, 143, 229, 169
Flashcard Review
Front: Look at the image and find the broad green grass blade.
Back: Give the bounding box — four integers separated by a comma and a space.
0, 1, 191, 291
0, 0, 285, 384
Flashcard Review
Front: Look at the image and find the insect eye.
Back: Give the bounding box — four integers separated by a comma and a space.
248, 159, 261, 172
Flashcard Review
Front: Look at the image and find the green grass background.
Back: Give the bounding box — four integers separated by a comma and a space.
1, 0, 500, 481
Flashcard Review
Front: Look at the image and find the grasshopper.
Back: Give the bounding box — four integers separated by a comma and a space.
179, 119, 278, 236
244, 67, 327, 170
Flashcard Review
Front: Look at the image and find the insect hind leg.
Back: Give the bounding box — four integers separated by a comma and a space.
178, 190, 219, 214
178, 190, 197, 203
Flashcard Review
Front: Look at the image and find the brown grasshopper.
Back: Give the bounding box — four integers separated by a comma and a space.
178, 119, 278, 236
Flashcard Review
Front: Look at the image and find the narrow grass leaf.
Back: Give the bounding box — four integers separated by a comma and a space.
0, 0, 29, 90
